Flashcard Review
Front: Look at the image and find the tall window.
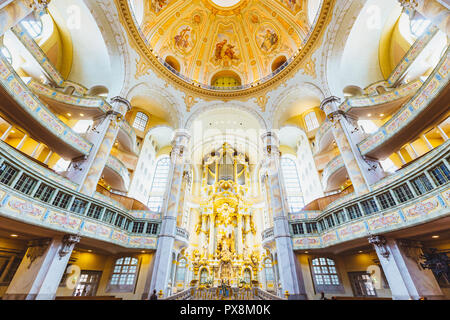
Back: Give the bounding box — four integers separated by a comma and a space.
304, 111, 319, 131
410, 18, 431, 38
281, 157, 304, 213
264, 258, 274, 290
176, 258, 187, 283
21, 19, 43, 38
311, 257, 343, 293
132, 112, 149, 131
147, 156, 170, 212
73, 271, 102, 297
108, 257, 139, 292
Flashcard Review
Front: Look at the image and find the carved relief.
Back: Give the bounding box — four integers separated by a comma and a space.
26, 239, 51, 269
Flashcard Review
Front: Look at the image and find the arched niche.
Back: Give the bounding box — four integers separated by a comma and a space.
210, 70, 242, 87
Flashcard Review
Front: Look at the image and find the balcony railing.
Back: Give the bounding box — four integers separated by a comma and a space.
0, 140, 161, 248
289, 140, 450, 249
262, 227, 274, 241
176, 227, 190, 242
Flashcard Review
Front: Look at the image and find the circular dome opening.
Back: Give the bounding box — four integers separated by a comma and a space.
211, 0, 242, 8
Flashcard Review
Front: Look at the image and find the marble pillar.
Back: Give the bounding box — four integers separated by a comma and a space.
149, 130, 190, 297
261, 131, 307, 300
67, 97, 131, 196
320, 97, 385, 194
369, 236, 444, 300
3, 234, 80, 300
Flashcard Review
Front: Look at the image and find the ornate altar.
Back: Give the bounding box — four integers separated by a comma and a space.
191, 143, 261, 287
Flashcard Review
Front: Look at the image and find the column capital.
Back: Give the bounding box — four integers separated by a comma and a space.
28, 0, 51, 11
110, 96, 131, 115
59, 234, 81, 259
368, 235, 390, 259
26, 238, 51, 269
320, 96, 343, 117
397, 0, 419, 10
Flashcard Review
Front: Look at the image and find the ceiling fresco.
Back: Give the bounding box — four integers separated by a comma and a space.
134, 0, 318, 87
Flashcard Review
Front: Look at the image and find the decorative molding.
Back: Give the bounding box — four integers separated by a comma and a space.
26, 238, 51, 269
114, 0, 335, 101
368, 235, 390, 259
59, 234, 81, 259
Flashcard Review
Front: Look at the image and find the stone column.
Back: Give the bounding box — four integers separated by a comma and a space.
399, 0, 450, 35
320, 97, 385, 195
208, 214, 215, 259
3, 234, 80, 300
67, 97, 131, 196
261, 131, 307, 300
176, 170, 191, 228
369, 236, 444, 300
149, 130, 190, 297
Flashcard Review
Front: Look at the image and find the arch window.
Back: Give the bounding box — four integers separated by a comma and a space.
147, 156, 170, 211
264, 258, 274, 282
410, 18, 431, 38
281, 157, 304, 213
200, 268, 209, 284
21, 18, 43, 38
132, 112, 149, 131
243, 268, 251, 284
304, 111, 319, 131
108, 257, 139, 292
176, 258, 187, 282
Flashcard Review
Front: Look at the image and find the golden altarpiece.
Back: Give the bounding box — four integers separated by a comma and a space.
188, 143, 263, 288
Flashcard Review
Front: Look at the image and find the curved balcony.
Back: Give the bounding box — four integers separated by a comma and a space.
314, 121, 333, 155
104, 155, 130, 192
174, 227, 190, 250
27, 79, 112, 118
321, 155, 346, 192
0, 143, 161, 249
339, 79, 423, 118
291, 140, 450, 250
261, 227, 275, 250
387, 24, 439, 86
0, 57, 92, 159
11, 23, 65, 86
118, 120, 138, 154
293, 184, 449, 250
358, 47, 450, 159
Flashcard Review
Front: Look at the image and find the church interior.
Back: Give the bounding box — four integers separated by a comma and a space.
0, 0, 448, 300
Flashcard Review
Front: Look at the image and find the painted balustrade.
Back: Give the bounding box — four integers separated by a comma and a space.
289, 140, 450, 249
0, 140, 162, 248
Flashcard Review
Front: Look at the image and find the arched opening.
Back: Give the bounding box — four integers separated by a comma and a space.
243, 268, 252, 284
87, 85, 109, 97
271, 56, 287, 72
200, 268, 209, 285
165, 56, 181, 73
343, 85, 364, 97
211, 70, 242, 88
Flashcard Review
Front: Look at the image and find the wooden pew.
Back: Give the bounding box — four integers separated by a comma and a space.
55, 296, 122, 300
330, 296, 392, 300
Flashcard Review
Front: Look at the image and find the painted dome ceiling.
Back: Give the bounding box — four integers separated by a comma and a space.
129, 0, 323, 90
